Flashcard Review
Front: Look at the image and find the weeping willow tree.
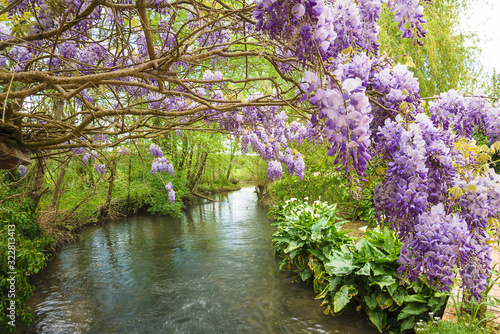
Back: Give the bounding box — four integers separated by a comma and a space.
379, 0, 479, 96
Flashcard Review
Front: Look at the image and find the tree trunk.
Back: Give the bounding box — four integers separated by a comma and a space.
105, 161, 116, 210
29, 156, 46, 210
189, 151, 208, 190
185, 148, 195, 180
127, 155, 131, 204
53, 97, 64, 121
178, 135, 189, 170
48, 154, 71, 211
226, 139, 236, 182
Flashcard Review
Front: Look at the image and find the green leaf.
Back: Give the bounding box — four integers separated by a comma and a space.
403, 295, 427, 303
308, 248, 325, 261
333, 285, 357, 312
397, 303, 429, 320
388, 301, 400, 312
382, 233, 396, 254
325, 254, 360, 276
376, 292, 394, 310
365, 292, 378, 310
328, 276, 342, 293
356, 262, 371, 276
428, 295, 447, 311
391, 288, 405, 306
386, 281, 398, 295
300, 268, 313, 281
400, 317, 416, 332
311, 217, 329, 240
369, 275, 396, 290
367, 309, 387, 333
316, 286, 329, 299
372, 264, 386, 276
289, 249, 300, 260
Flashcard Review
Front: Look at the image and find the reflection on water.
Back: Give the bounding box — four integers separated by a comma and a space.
24, 188, 376, 333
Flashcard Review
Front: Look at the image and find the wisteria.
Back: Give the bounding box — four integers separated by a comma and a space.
398, 203, 491, 300
19, 165, 27, 178
254, 0, 426, 66
252, 0, 498, 298
82, 152, 97, 165
165, 182, 176, 204
149, 144, 164, 158
151, 157, 174, 176
95, 164, 106, 175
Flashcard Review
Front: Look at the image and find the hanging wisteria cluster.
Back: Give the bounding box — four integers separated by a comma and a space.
149, 144, 176, 201
165, 182, 176, 205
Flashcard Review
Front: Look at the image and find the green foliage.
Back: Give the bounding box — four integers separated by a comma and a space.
270, 199, 353, 280
0, 196, 55, 332
415, 317, 488, 334
144, 174, 190, 217
271, 201, 448, 333
268, 143, 379, 226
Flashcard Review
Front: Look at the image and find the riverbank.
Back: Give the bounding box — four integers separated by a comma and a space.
38, 183, 243, 250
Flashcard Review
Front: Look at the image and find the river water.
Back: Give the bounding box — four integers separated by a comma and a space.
24, 187, 376, 333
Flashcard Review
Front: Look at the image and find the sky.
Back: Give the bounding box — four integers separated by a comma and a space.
457, 1, 500, 76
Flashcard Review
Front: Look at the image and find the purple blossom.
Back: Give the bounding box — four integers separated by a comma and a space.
94, 134, 109, 143
95, 164, 106, 174
267, 160, 283, 181
165, 182, 175, 204
151, 157, 174, 175
0, 22, 11, 42
82, 151, 97, 165
72, 147, 86, 155
149, 144, 164, 158
398, 203, 491, 299
19, 165, 27, 178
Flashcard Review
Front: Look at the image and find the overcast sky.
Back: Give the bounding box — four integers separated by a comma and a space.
457, 1, 500, 76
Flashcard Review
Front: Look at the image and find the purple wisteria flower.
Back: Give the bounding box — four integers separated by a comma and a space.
165, 182, 175, 204
149, 144, 164, 158
95, 164, 106, 174
151, 157, 174, 175
398, 203, 491, 300
19, 165, 27, 178
267, 160, 283, 181
82, 151, 97, 165
72, 147, 86, 155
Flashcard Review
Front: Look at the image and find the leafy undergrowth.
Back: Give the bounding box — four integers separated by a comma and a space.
270, 198, 447, 333
0, 198, 55, 332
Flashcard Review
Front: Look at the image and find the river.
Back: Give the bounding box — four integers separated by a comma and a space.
24, 187, 376, 333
